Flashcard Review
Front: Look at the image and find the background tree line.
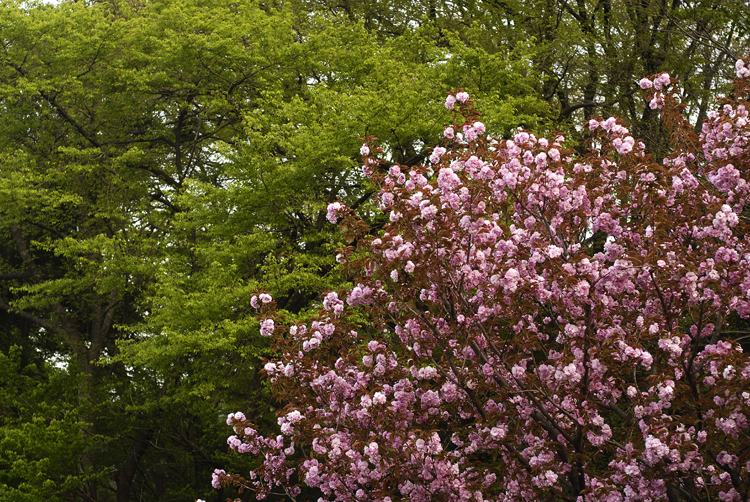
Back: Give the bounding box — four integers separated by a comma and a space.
0, 0, 746, 500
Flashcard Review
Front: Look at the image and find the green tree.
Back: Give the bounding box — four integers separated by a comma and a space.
0, 0, 310, 499
304, 0, 750, 150
0, 0, 545, 500
478, 0, 750, 151
0, 346, 92, 502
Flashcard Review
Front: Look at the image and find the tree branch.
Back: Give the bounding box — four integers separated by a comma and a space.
0, 295, 66, 335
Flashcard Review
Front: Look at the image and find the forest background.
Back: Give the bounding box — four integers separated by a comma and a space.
0, 0, 747, 501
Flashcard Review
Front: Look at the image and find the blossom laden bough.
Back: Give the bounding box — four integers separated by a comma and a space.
211, 67, 750, 502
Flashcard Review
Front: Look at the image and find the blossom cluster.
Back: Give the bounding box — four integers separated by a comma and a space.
212, 65, 750, 502
639, 73, 673, 110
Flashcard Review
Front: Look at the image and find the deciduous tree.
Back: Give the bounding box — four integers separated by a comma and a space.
217, 65, 750, 502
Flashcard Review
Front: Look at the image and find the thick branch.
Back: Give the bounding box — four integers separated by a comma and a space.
0, 295, 66, 335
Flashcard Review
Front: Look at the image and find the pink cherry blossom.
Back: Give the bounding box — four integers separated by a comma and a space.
214, 70, 750, 502
259, 318, 275, 337
326, 201, 345, 223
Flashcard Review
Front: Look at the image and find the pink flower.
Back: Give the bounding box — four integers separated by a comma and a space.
613, 136, 635, 155
445, 95, 456, 110
260, 318, 275, 337
456, 91, 470, 103
326, 202, 344, 223
639, 78, 653, 89
226, 412, 245, 425
211, 469, 225, 489
430, 146, 447, 164
649, 94, 664, 110
653, 73, 671, 90
360, 144, 370, 156
535, 152, 548, 167
323, 292, 344, 316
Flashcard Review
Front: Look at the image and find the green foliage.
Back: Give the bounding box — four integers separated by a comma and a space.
0, 347, 94, 502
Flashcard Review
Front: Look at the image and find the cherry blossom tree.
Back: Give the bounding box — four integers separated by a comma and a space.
212, 62, 750, 502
